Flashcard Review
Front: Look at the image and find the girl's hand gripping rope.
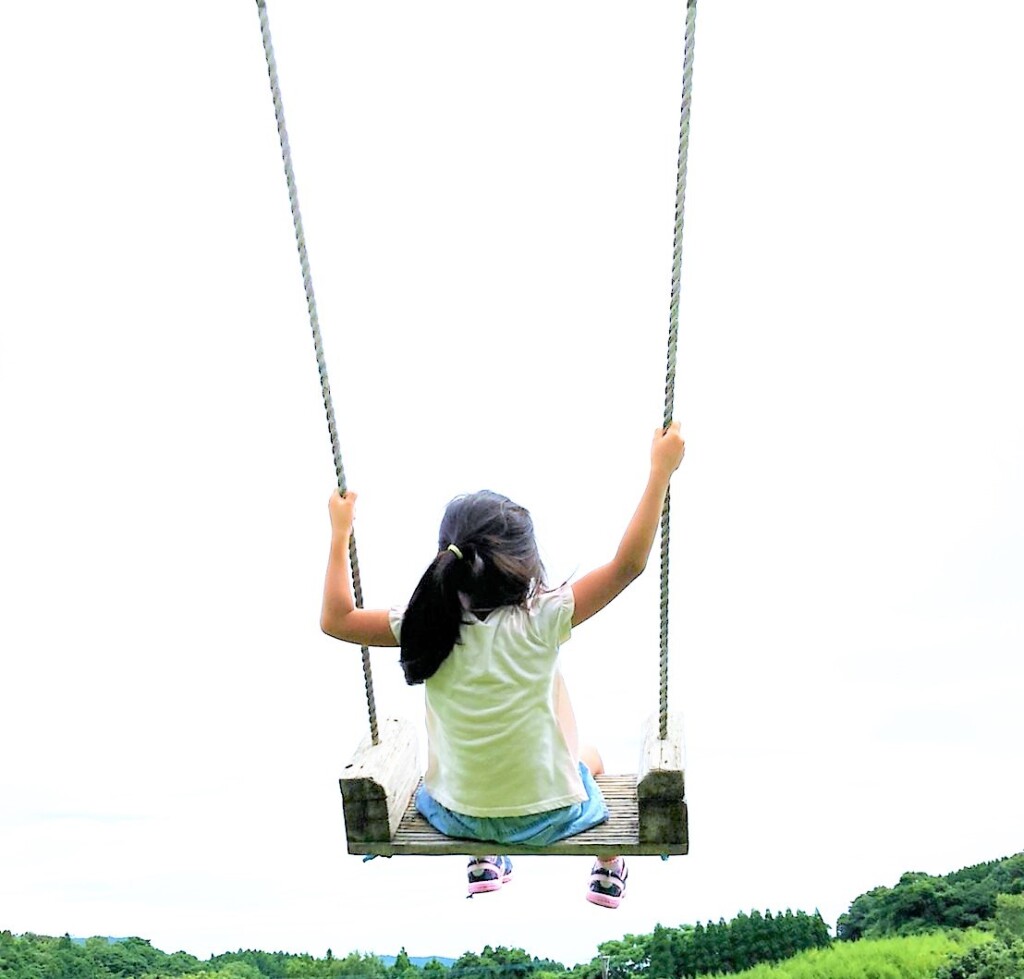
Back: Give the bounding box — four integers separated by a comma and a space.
651, 421, 685, 478
328, 489, 357, 539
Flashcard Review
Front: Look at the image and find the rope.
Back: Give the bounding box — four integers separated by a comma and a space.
256, 0, 379, 745
660, 0, 698, 740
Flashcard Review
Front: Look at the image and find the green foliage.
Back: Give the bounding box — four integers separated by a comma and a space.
90, 937, 177, 978
0, 937, 391, 979
185, 965, 265, 979
713, 930, 987, 979
836, 852, 1024, 940
681, 909, 831, 976
570, 909, 829, 979
392, 948, 418, 979
422, 961, 450, 979
935, 937, 1024, 979
993, 894, 1024, 943
205, 949, 292, 979
2, 855, 1020, 979
592, 936, 650, 979
449, 946, 560, 979
647, 926, 675, 979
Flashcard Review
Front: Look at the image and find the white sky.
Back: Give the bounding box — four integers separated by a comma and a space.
1, 0, 1022, 968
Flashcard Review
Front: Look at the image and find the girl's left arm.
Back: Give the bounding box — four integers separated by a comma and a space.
321, 490, 399, 647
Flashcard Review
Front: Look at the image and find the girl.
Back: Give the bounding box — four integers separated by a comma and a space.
321, 422, 685, 908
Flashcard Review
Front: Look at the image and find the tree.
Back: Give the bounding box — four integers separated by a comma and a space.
682, 923, 707, 979
51, 934, 89, 979
996, 894, 1024, 943
647, 925, 675, 979
594, 935, 649, 979
421, 960, 449, 979
936, 939, 1024, 979
390, 948, 420, 979
449, 951, 485, 979
0, 931, 25, 979
330, 952, 388, 979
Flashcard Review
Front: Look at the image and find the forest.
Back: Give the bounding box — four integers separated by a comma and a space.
3, 851, 1023, 979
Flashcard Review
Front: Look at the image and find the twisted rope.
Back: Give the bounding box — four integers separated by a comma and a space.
660, 0, 698, 740
256, 0, 378, 745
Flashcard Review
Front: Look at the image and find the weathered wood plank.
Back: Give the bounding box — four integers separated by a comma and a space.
637, 711, 686, 798
339, 717, 420, 845
636, 712, 687, 847
345, 774, 688, 857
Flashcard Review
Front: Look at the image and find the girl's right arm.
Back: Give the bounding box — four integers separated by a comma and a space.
321, 490, 399, 647
571, 422, 685, 627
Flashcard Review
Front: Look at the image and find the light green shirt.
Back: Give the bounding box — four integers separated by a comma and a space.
390, 586, 587, 817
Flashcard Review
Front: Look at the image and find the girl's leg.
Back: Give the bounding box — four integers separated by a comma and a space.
554, 671, 604, 775
554, 673, 627, 907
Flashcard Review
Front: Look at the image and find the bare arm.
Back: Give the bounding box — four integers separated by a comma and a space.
571, 423, 685, 627
320, 491, 399, 647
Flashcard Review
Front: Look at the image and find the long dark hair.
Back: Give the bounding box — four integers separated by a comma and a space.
400, 490, 546, 684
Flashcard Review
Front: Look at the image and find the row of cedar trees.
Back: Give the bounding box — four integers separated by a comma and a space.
2, 852, 1022, 979
580, 911, 830, 979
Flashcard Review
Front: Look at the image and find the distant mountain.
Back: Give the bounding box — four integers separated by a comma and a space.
70, 937, 127, 946
380, 955, 457, 968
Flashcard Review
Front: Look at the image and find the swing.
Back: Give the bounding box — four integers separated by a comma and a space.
256, 0, 696, 858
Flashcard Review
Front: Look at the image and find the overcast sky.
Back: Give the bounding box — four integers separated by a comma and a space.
2, 0, 1022, 968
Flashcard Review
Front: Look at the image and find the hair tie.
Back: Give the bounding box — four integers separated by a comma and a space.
446, 543, 464, 560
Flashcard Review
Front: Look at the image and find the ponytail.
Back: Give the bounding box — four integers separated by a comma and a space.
400, 544, 483, 684
400, 490, 545, 684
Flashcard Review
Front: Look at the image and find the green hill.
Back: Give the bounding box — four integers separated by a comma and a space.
837, 852, 1024, 940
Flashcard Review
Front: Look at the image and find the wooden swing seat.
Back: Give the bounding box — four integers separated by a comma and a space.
340, 716, 688, 857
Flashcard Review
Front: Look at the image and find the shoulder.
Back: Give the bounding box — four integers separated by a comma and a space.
525, 584, 575, 644
530, 584, 574, 616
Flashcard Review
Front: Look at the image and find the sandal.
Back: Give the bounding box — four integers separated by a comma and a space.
586, 858, 628, 908
467, 855, 513, 895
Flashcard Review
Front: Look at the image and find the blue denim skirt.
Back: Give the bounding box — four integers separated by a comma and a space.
415, 762, 608, 846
